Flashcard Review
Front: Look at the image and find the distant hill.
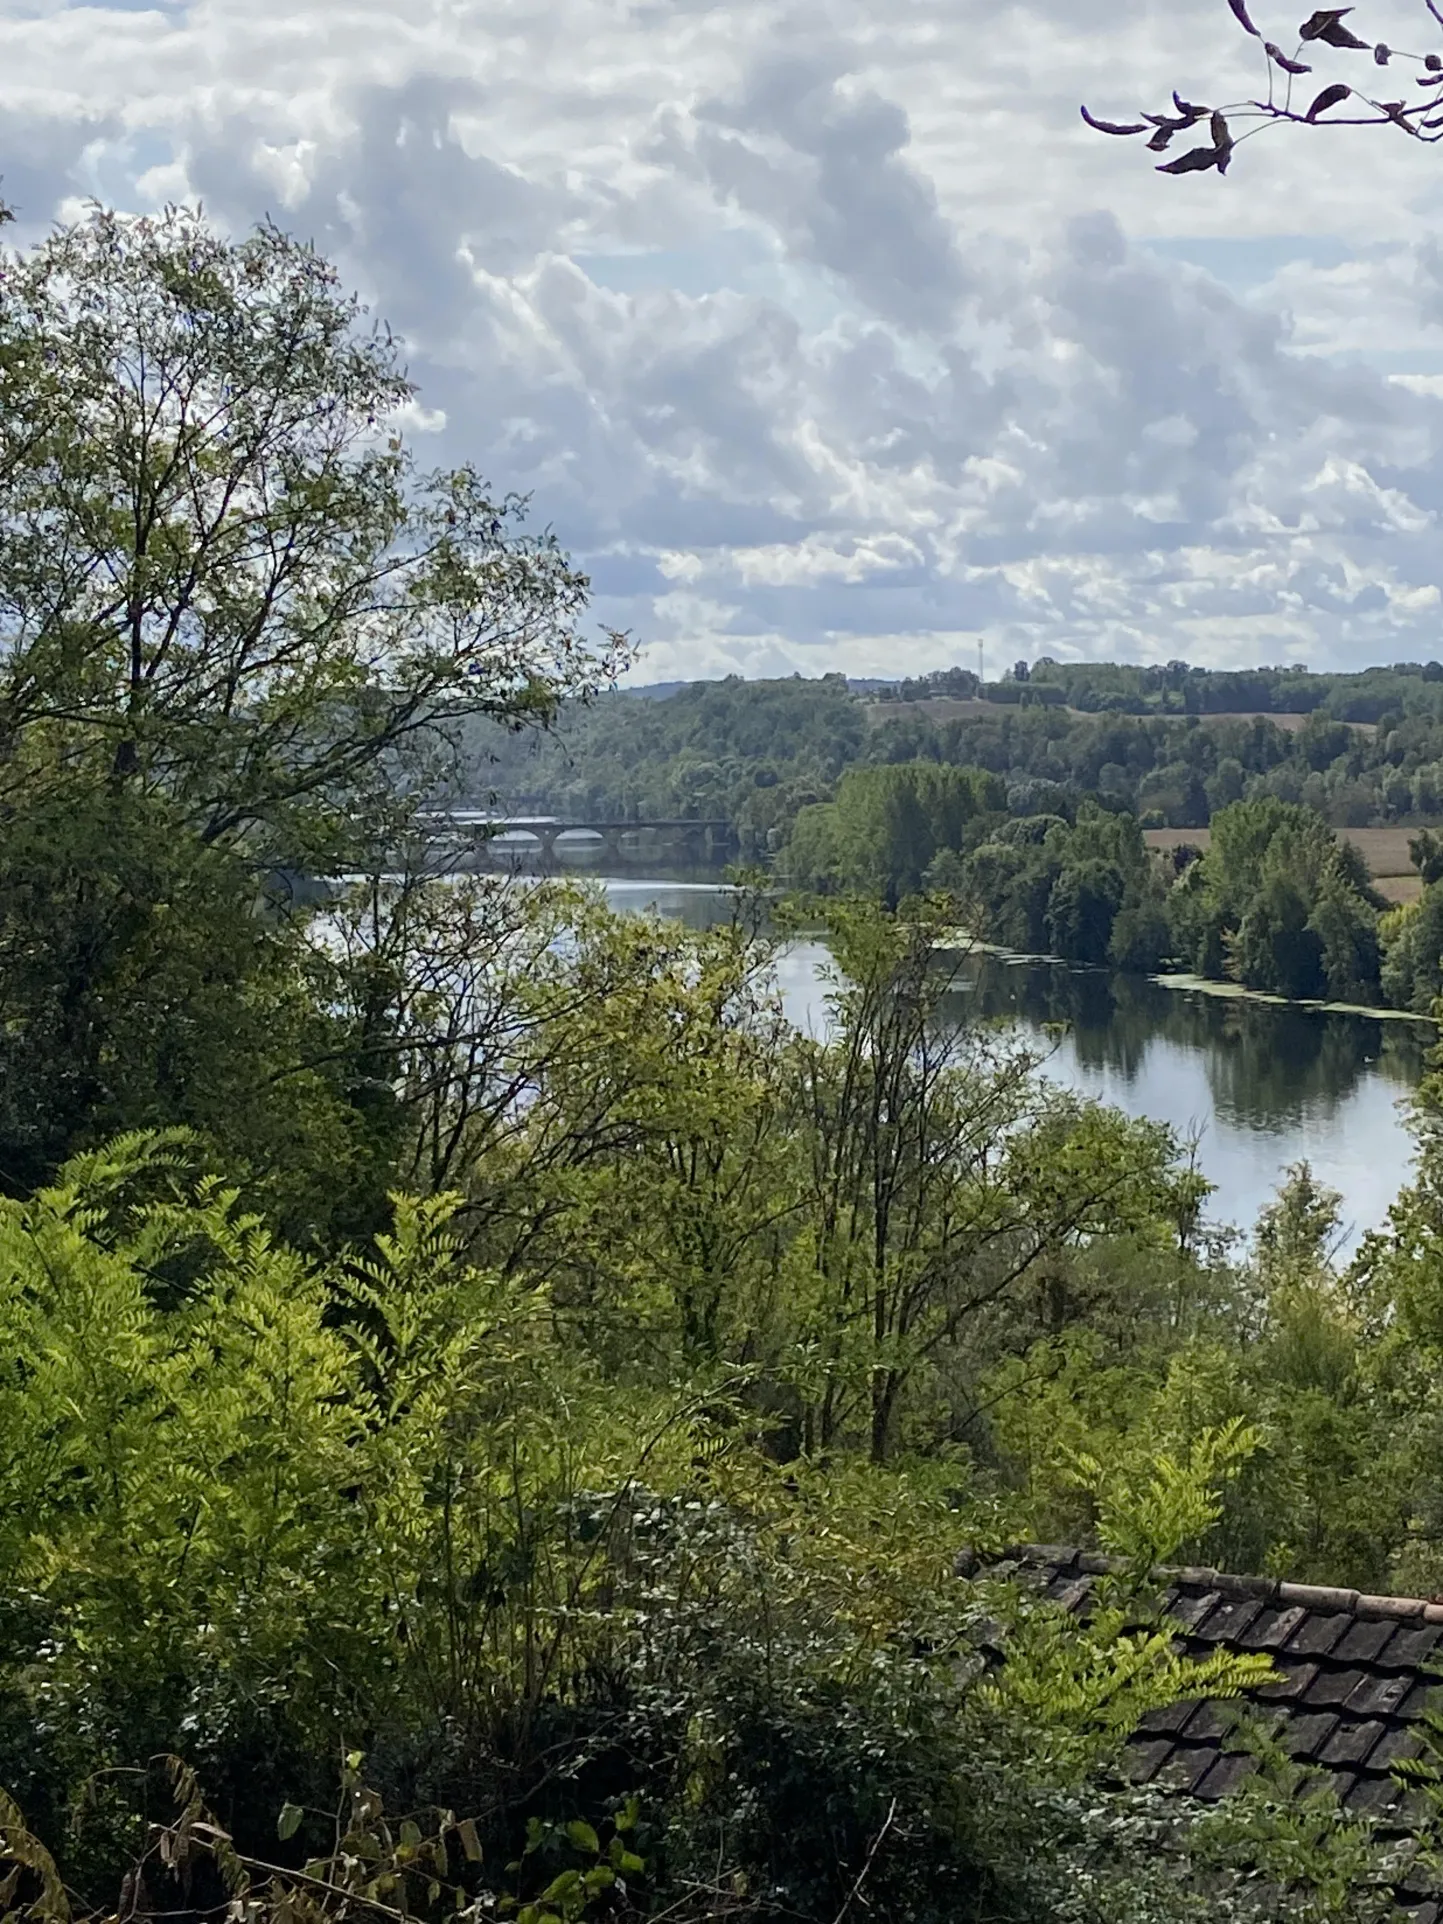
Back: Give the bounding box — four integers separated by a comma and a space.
456, 659, 1443, 854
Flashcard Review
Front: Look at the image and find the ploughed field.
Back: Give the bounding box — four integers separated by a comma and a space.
865, 698, 1377, 734
1144, 826, 1424, 904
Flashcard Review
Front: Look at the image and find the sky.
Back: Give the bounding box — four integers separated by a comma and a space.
8, 0, 1443, 682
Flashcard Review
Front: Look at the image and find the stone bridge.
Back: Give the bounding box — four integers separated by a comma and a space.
431, 815, 737, 865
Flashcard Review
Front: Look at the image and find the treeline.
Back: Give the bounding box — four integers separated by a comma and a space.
9, 200, 1443, 1924
469, 667, 1443, 857
786, 765, 1443, 1009
991, 656, 1443, 719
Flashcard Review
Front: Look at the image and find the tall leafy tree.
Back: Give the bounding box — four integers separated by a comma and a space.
0, 202, 621, 1214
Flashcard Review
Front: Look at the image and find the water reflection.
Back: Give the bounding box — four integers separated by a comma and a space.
596, 876, 1430, 1249
949, 959, 1427, 1130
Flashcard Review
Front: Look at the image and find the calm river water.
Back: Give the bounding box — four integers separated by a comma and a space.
597, 875, 1432, 1252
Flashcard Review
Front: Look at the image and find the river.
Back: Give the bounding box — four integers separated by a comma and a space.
598, 875, 1431, 1253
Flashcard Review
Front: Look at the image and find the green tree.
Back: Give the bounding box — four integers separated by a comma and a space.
0, 203, 618, 1214
1171, 799, 1382, 1003
1230, 874, 1325, 1000
1380, 884, 1443, 1012
784, 762, 1001, 902
1047, 857, 1126, 965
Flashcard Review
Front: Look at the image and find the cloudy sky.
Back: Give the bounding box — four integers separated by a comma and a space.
7, 0, 1443, 680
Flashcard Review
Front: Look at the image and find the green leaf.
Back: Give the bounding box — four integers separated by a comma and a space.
613, 1796, 639, 1835
564, 1821, 599, 1855
277, 1803, 304, 1843
539, 1871, 581, 1905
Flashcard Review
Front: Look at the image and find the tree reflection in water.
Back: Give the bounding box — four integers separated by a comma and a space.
943, 956, 1427, 1133
598, 879, 1429, 1245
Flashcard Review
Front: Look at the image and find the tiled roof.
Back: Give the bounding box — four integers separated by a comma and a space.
960, 1543, 1443, 1919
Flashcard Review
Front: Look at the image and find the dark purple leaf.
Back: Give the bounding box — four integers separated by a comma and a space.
1147, 126, 1176, 149
1266, 41, 1313, 71
1305, 80, 1352, 116
1081, 105, 1149, 134
1418, 71, 1443, 84
1375, 41, 1391, 62
1157, 145, 1225, 172
1211, 109, 1233, 148
1299, 6, 1349, 37
1300, 6, 1370, 44
1229, 0, 1262, 33
1429, 52, 1443, 68
1173, 93, 1208, 119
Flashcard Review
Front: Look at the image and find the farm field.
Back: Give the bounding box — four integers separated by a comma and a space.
863, 696, 1005, 724
865, 697, 1376, 733
1144, 824, 1425, 901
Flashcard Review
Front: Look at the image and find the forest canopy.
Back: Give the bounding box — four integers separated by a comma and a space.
5, 201, 1443, 1924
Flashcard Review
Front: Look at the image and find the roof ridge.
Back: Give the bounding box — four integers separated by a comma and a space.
959, 1542, 1443, 1626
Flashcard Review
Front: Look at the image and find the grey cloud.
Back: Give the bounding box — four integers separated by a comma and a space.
11, 0, 1443, 675
670, 40, 970, 334
188, 75, 572, 348
0, 107, 121, 237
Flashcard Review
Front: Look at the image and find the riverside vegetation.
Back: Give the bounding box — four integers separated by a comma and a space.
10, 200, 1443, 1924
480, 672, 1443, 1010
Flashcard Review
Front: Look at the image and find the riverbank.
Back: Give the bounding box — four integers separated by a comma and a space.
1149, 971, 1437, 1027
599, 877, 1427, 1252
930, 930, 1439, 1028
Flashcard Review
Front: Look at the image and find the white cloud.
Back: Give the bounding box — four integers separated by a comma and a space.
7, 0, 1443, 675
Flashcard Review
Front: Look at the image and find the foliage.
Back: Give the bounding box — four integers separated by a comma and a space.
784, 760, 1003, 902
0, 202, 619, 1216
481, 660, 1443, 860
949, 802, 1170, 971
1082, 0, 1443, 178
7, 197, 1443, 1924
0, 1135, 1336, 1924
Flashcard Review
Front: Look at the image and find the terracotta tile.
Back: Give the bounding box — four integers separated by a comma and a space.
1334, 1618, 1400, 1664
1303, 1666, 1367, 1708
1280, 1711, 1338, 1760
1276, 1584, 1360, 1613
1346, 1672, 1416, 1718
1286, 1612, 1352, 1658
1258, 1660, 1320, 1701
1247, 1605, 1310, 1649
1195, 1751, 1257, 1800
1319, 1720, 1387, 1767
1355, 1594, 1427, 1622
